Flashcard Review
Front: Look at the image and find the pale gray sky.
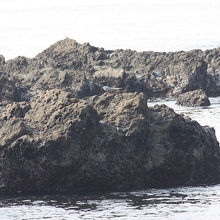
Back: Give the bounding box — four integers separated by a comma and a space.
0, 0, 220, 59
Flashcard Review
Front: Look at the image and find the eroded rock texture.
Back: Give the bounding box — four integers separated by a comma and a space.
0, 91, 219, 195
0, 38, 219, 100
0, 39, 219, 195
176, 89, 210, 107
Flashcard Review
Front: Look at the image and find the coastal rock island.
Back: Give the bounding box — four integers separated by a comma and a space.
176, 89, 211, 107
0, 38, 220, 195
0, 91, 220, 194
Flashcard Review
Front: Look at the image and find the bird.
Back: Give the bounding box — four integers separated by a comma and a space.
102, 86, 122, 93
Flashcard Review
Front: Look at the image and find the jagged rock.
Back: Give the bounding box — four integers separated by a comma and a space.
0, 72, 27, 104
2, 56, 30, 74
176, 89, 210, 107
1, 38, 219, 99
205, 47, 220, 96
0, 39, 219, 194
0, 55, 5, 65
0, 90, 219, 195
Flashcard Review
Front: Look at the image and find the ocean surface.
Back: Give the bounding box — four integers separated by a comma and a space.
0, 97, 220, 220
1, 1, 220, 218
1, 0, 220, 59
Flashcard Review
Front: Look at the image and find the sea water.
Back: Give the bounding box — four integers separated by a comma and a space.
0, 1, 220, 218
0, 0, 220, 60
0, 97, 220, 219
1, 185, 220, 219
148, 97, 220, 142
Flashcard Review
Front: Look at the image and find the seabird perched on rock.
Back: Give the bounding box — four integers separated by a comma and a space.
102, 86, 122, 93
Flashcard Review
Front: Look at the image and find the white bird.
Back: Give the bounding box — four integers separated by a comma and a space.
102, 86, 122, 93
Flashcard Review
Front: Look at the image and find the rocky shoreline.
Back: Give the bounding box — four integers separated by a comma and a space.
0, 38, 220, 195
1, 38, 220, 101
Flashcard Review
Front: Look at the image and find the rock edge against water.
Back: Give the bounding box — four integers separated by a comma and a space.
0, 91, 219, 195
0, 38, 220, 195
176, 89, 211, 107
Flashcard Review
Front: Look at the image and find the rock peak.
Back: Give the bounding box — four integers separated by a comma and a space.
36, 37, 79, 58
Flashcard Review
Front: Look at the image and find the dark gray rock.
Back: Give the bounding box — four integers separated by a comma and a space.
0, 91, 219, 195
176, 89, 210, 107
0, 55, 5, 65
0, 40, 219, 195
0, 72, 27, 104
205, 48, 220, 96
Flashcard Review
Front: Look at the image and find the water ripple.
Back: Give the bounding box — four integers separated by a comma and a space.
1, 185, 220, 219
0, 97, 220, 219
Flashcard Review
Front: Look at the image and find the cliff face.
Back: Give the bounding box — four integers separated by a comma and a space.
0, 38, 220, 100
0, 91, 219, 195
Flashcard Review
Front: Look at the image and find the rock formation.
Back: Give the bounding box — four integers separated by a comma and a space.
0, 38, 219, 99
0, 72, 27, 104
0, 39, 220, 195
176, 89, 210, 107
0, 55, 5, 65
0, 91, 219, 195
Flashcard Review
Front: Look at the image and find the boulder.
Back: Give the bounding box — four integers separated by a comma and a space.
0, 90, 219, 195
176, 89, 210, 107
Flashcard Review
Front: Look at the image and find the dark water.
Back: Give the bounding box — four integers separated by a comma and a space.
1, 185, 220, 219
1, 97, 220, 219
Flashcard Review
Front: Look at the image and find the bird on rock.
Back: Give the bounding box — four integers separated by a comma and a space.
102, 86, 122, 93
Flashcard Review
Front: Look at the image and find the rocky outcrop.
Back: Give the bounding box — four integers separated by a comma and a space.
0, 39, 220, 195
0, 91, 219, 195
176, 89, 210, 107
205, 48, 220, 96
0, 72, 27, 104
0, 38, 219, 99
0, 55, 5, 65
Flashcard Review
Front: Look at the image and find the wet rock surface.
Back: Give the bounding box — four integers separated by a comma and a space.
0, 91, 219, 195
176, 89, 211, 107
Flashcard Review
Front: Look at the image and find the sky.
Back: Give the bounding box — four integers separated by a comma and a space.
0, 0, 220, 59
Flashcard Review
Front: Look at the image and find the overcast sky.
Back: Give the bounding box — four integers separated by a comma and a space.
0, 0, 220, 59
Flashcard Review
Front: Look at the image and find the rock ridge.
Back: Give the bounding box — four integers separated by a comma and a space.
0, 38, 220, 102
0, 91, 219, 194
0, 39, 220, 195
